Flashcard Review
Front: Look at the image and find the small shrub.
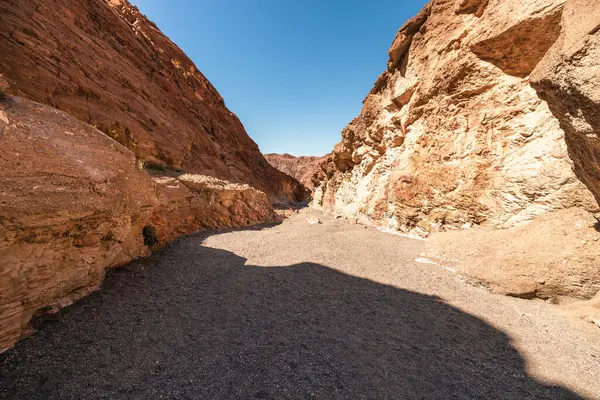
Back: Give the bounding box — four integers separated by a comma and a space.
142, 224, 160, 248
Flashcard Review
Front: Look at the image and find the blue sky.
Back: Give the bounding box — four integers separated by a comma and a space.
130, 0, 429, 156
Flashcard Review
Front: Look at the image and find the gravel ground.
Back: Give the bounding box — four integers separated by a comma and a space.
1, 209, 599, 399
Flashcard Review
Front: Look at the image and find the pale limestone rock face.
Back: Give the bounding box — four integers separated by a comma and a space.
531, 0, 600, 204
313, 0, 598, 237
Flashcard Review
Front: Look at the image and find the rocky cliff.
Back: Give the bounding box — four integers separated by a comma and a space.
0, 0, 305, 203
264, 153, 328, 191
0, 0, 306, 351
312, 0, 600, 303
531, 0, 600, 204
313, 0, 600, 237
0, 96, 281, 351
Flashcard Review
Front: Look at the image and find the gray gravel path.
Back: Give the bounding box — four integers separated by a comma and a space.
1, 209, 599, 399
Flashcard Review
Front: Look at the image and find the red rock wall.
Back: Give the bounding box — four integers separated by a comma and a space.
264, 153, 328, 191
0, 96, 280, 351
0, 0, 305, 203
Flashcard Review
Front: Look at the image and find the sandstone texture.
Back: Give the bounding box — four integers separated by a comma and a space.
423, 208, 600, 301
150, 173, 279, 244
0, 0, 305, 203
264, 153, 328, 191
313, 0, 599, 237
0, 97, 279, 351
531, 0, 600, 203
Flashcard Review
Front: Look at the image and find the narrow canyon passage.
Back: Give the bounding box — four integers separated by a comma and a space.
1, 209, 599, 399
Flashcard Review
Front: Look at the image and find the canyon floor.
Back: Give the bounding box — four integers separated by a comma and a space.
1, 209, 599, 399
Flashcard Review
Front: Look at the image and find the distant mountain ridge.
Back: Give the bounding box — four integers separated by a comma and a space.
264, 153, 329, 191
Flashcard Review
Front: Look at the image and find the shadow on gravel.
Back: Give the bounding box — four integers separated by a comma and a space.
0, 230, 583, 399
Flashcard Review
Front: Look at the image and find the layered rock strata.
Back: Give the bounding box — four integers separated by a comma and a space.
0, 0, 305, 203
0, 97, 279, 351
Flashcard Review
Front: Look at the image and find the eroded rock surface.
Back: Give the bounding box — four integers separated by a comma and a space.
0, 97, 279, 351
531, 0, 600, 204
313, 0, 598, 237
0, 0, 304, 203
150, 174, 279, 244
264, 153, 328, 191
423, 208, 600, 301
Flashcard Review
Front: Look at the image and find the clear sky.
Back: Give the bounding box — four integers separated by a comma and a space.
129, 0, 429, 156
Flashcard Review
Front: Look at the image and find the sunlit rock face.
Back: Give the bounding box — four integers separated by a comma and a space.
313, 0, 599, 237
0, 0, 305, 204
264, 153, 328, 192
0, 97, 281, 351
531, 0, 600, 207
0, 97, 157, 351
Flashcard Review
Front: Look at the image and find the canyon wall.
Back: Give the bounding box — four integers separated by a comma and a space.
264, 153, 328, 191
0, 0, 305, 203
313, 0, 600, 237
0, 0, 305, 351
0, 96, 280, 351
531, 0, 600, 204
